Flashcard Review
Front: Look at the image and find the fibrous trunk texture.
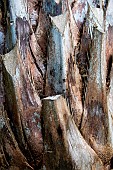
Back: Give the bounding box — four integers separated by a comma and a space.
0, 0, 113, 170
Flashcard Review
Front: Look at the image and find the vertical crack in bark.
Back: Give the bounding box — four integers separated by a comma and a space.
28, 41, 44, 79
106, 55, 112, 91
76, 22, 91, 106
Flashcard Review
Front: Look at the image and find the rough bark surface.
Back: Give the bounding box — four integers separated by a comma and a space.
0, 0, 113, 170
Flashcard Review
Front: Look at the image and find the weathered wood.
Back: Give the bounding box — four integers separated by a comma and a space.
1, 0, 113, 169
42, 95, 104, 170
45, 2, 83, 127
2, 44, 43, 168
0, 106, 33, 170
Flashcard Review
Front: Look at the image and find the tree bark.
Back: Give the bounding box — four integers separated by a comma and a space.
0, 0, 113, 170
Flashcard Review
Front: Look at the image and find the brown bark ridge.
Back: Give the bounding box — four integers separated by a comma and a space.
42, 95, 104, 170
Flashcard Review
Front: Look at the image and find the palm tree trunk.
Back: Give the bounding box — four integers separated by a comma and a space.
0, 0, 113, 169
